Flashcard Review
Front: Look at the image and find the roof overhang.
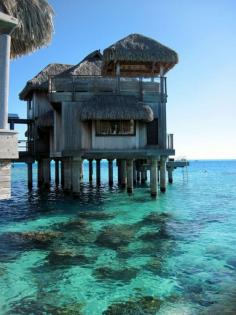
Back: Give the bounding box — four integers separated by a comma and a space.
0, 12, 18, 34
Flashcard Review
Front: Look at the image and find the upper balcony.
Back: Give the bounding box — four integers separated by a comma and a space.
48, 75, 167, 104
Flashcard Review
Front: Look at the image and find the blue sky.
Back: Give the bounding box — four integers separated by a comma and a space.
9, 0, 236, 159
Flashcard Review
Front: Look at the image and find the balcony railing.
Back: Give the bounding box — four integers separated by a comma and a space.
49, 75, 167, 101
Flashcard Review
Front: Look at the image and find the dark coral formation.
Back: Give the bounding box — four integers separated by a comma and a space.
103, 296, 162, 315
93, 266, 138, 282
79, 211, 115, 220
95, 224, 138, 250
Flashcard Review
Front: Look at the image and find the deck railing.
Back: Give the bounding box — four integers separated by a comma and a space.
49, 75, 167, 101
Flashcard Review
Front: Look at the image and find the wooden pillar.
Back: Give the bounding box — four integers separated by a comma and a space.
80, 160, 83, 181
137, 170, 141, 182
96, 159, 101, 185
141, 170, 146, 184
150, 159, 158, 197
72, 157, 81, 194
168, 167, 173, 184
89, 159, 93, 182
121, 159, 127, 187
37, 160, 43, 186
27, 162, 33, 188
55, 159, 59, 185
108, 159, 113, 186
63, 158, 72, 191
42, 158, 50, 188
133, 163, 137, 184
160, 156, 166, 192
117, 159, 122, 185
61, 160, 64, 187
127, 159, 133, 193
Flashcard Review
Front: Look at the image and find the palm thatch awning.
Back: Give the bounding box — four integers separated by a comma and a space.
102, 33, 178, 77
19, 63, 73, 100
0, 0, 54, 59
58, 50, 103, 77
79, 95, 153, 122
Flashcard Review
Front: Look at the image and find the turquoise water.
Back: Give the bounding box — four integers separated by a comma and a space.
0, 160, 236, 314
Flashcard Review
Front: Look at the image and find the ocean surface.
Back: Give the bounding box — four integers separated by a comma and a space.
0, 160, 235, 315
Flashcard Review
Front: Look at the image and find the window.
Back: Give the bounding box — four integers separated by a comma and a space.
96, 120, 135, 136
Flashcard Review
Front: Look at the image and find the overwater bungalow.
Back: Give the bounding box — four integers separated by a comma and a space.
19, 33, 182, 197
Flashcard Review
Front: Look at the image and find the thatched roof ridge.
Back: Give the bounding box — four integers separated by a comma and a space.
102, 33, 178, 76
0, 0, 54, 59
79, 95, 153, 122
57, 50, 103, 77
19, 63, 73, 100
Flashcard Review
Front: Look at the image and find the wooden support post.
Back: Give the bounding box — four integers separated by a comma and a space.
80, 159, 83, 181
27, 162, 33, 188
72, 157, 81, 195
168, 167, 173, 184
96, 159, 101, 185
150, 159, 158, 197
42, 158, 50, 188
55, 159, 59, 185
37, 160, 43, 186
160, 156, 166, 192
61, 160, 64, 187
137, 170, 141, 182
141, 170, 146, 184
121, 159, 127, 187
89, 159, 93, 182
127, 159, 133, 193
108, 159, 113, 186
63, 158, 72, 191
133, 162, 137, 184
117, 159, 122, 185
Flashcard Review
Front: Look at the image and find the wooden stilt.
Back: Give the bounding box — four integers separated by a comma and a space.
121, 160, 127, 187
127, 159, 133, 193
37, 160, 43, 186
72, 157, 81, 195
89, 159, 93, 182
96, 159, 101, 185
63, 158, 72, 191
150, 159, 158, 197
61, 160, 64, 187
160, 156, 166, 192
108, 159, 113, 186
27, 162, 33, 188
55, 159, 59, 185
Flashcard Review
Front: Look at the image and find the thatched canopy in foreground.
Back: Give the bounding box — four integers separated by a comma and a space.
79, 95, 154, 122
0, 0, 54, 59
58, 50, 103, 77
19, 63, 73, 100
102, 33, 178, 77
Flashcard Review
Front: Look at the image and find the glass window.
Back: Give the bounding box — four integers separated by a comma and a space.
96, 120, 135, 136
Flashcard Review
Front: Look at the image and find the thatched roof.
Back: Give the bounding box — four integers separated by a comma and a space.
79, 95, 153, 122
19, 63, 73, 100
102, 33, 178, 76
0, 0, 54, 59
58, 50, 103, 77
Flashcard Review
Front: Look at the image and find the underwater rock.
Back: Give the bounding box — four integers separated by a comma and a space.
79, 211, 115, 220
145, 258, 162, 273
0, 266, 6, 277
103, 296, 162, 315
226, 257, 236, 269
46, 250, 91, 267
18, 231, 63, 243
95, 224, 137, 250
57, 218, 88, 230
116, 246, 134, 259
93, 266, 138, 282
141, 212, 170, 225
139, 224, 170, 241
8, 299, 83, 315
